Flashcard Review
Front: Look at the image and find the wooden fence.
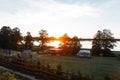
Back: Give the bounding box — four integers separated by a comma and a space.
0, 56, 93, 80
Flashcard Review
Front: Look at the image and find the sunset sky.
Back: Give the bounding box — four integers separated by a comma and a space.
0, 0, 120, 50
0, 0, 120, 38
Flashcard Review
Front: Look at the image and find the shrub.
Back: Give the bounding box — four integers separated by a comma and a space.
37, 60, 41, 65
104, 75, 111, 80
116, 54, 120, 60
0, 71, 17, 80
56, 64, 63, 76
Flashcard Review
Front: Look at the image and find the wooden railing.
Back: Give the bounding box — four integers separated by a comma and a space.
0, 56, 93, 80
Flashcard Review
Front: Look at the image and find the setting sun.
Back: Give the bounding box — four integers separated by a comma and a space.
49, 41, 61, 48
34, 41, 40, 46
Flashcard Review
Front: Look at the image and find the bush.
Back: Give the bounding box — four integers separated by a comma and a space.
116, 54, 120, 60
0, 71, 17, 80
56, 64, 63, 76
37, 60, 41, 65
0, 69, 5, 75
104, 75, 111, 80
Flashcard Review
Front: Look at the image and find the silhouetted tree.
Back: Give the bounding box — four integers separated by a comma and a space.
92, 30, 102, 56
11, 27, 23, 50
59, 33, 71, 55
71, 35, 81, 55
0, 26, 12, 56
39, 29, 48, 51
60, 33, 71, 45
92, 29, 116, 56
59, 34, 81, 55
24, 32, 33, 49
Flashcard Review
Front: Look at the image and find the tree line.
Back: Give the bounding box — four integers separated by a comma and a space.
0, 26, 116, 56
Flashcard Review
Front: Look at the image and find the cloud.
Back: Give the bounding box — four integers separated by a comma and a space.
0, 0, 119, 50
14, 0, 102, 28
22, 0, 101, 17
0, 0, 101, 34
0, 0, 102, 24
0, 0, 119, 37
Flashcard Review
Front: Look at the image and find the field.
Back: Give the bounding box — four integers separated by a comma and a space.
33, 53, 120, 80
0, 50, 120, 80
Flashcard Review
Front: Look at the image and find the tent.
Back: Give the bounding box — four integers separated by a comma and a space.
76, 50, 91, 58
21, 49, 32, 58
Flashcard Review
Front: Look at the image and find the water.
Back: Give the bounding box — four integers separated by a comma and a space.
81, 41, 120, 51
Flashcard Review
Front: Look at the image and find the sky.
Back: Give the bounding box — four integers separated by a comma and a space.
0, 0, 120, 50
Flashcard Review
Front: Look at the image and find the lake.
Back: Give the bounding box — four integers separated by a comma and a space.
81, 41, 120, 51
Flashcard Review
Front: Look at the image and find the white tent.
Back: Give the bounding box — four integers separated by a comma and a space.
21, 49, 32, 58
76, 50, 91, 58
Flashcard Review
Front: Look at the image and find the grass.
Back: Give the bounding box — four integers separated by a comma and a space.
33, 53, 120, 80
1, 50, 120, 80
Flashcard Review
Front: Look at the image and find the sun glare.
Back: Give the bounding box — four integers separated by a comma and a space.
34, 41, 40, 46
50, 41, 61, 48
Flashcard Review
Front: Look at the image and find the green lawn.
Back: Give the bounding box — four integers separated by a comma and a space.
1, 50, 120, 80
33, 53, 120, 80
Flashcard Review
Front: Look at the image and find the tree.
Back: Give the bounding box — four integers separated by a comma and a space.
39, 29, 48, 51
59, 33, 71, 55
92, 29, 116, 56
11, 27, 23, 50
0, 26, 12, 56
59, 33, 71, 48
24, 32, 33, 49
71, 35, 81, 55
92, 30, 102, 56
59, 33, 71, 44
59, 34, 81, 55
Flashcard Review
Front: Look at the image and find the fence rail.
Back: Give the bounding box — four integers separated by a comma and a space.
0, 56, 93, 80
